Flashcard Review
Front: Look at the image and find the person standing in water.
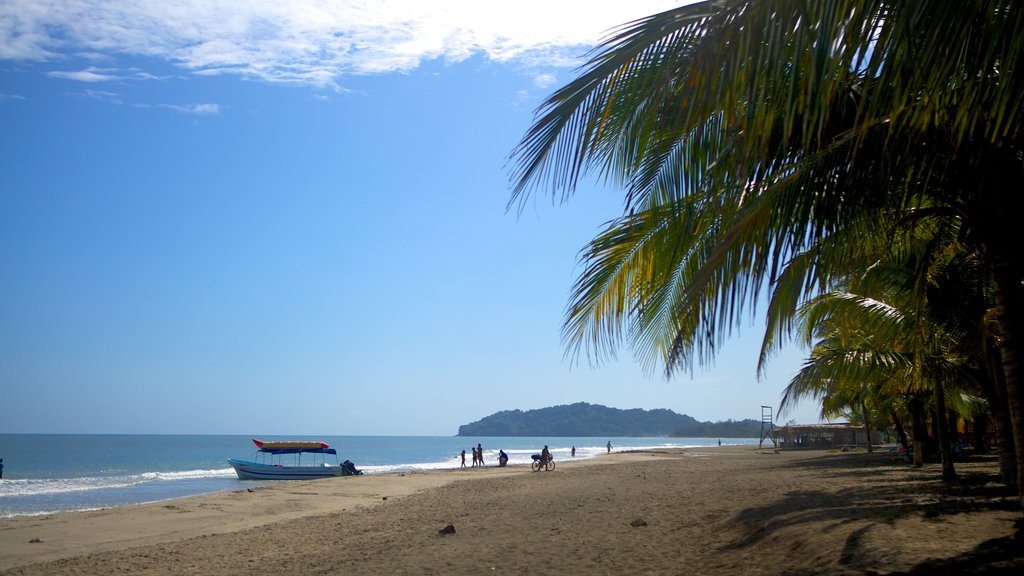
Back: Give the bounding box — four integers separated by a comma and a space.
607, 441, 612, 454
571, 446, 576, 458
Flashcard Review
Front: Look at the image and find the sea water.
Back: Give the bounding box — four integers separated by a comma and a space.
0, 434, 759, 519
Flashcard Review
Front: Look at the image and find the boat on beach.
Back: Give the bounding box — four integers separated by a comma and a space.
228, 438, 360, 480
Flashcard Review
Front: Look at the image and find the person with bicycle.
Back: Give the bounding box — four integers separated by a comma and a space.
531, 445, 555, 471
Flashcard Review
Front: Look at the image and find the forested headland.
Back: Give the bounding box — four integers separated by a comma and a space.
457, 402, 763, 437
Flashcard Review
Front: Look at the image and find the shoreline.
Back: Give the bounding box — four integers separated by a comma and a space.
0, 452, 624, 570
2, 447, 1020, 574
0, 435, 740, 520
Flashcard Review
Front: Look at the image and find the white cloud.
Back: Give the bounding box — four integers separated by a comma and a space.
78, 89, 123, 105
160, 103, 221, 115
47, 65, 167, 85
48, 66, 123, 82
1, 1, 685, 86
533, 73, 557, 89
129, 69, 164, 81
0, 92, 26, 101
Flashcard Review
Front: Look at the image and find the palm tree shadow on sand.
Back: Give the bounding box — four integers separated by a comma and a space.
718, 452, 1022, 574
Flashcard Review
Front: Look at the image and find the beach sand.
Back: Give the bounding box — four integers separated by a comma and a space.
1, 447, 1021, 575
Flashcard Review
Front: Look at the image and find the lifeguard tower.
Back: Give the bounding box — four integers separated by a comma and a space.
759, 405, 778, 450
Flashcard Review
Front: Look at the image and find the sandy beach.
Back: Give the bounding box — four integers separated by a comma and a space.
2, 447, 1021, 575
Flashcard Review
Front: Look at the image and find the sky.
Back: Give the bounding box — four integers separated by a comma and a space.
0, 0, 824, 436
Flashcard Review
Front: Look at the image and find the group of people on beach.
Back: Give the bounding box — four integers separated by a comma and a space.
458, 441, 615, 470
462, 443, 501, 468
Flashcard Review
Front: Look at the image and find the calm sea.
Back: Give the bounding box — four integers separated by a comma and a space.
0, 434, 758, 519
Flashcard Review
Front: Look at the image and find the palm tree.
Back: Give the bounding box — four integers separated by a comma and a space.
781, 255, 971, 479
509, 1, 1024, 511
782, 296, 897, 455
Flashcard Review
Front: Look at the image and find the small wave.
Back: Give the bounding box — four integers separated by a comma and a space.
0, 468, 236, 498
0, 506, 105, 520
148, 468, 236, 481
360, 460, 460, 474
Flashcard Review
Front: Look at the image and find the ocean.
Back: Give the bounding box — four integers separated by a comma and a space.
0, 434, 760, 519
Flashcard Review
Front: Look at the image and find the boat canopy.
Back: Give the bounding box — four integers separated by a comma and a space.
252, 438, 330, 450
257, 447, 338, 455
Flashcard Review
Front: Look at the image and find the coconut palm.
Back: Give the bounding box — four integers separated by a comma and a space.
781, 267, 966, 479
509, 1, 1024, 510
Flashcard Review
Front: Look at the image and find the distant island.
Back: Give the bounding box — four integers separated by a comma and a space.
456, 402, 763, 438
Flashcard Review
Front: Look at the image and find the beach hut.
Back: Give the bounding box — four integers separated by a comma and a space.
777, 424, 884, 450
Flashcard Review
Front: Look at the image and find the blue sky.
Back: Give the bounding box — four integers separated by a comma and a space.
1, 1, 822, 435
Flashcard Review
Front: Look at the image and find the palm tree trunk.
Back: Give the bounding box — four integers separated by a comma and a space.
991, 258, 1024, 516
909, 396, 928, 468
981, 158, 1024, 524
891, 410, 910, 451
860, 399, 873, 453
933, 379, 957, 482
995, 407, 1018, 489
977, 305, 1015, 486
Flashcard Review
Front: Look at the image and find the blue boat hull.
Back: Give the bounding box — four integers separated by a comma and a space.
227, 458, 347, 480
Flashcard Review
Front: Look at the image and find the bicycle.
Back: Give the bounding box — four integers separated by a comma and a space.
531, 454, 555, 472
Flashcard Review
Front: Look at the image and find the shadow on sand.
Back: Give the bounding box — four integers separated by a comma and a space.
721, 452, 1022, 574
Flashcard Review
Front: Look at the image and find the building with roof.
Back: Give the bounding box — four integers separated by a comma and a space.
777, 423, 884, 450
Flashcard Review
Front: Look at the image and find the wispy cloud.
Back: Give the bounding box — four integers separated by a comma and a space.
533, 73, 557, 89
46, 66, 169, 83
77, 89, 123, 105
159, 103, 221, 115
48, 67, 121, 82
1, 1, 683, 87
0, 92, 26, 101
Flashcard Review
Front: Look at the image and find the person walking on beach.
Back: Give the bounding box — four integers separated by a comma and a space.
477, 443, 485, 466
607, 441, 612, 454
571, 446, 576, 458
461, 450, 467, 469
718, 439, 722, 447
471, 446, 478, 467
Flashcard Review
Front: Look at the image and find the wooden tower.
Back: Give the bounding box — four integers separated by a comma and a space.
759, 405, 778, 449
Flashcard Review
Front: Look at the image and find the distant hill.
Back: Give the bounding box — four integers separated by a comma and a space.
456, 402, 762, 438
